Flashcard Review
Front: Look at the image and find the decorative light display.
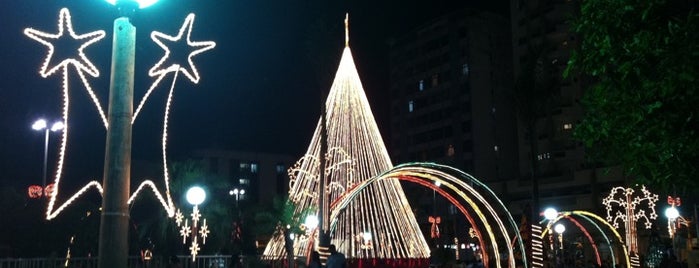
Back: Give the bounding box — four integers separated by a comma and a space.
129, 13, 215, 218
603, 185, 658, 255
429, 216, 441, 239
263, 18, 430, 261
541, 210, 632, 268
24, 8, 107, 220
28, 185, 44, 199
27, 183, 58, 199
666, 196, 690, 238
175, 207, 210, 261
24, 8, 215, 220
328, 163, 527, 268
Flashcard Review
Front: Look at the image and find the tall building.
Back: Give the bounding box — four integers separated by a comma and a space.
193, 149, 296, 206
509, 0, 623, 214
389, 9, 518, 185
388, 9, 519, 243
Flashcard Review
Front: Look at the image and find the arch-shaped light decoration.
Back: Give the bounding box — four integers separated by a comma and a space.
540, 210, 632, 268
329, 162, 527, 268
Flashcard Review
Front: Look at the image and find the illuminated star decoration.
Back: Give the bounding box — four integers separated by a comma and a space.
24, 8, 107, 220
129, 13, 216, 218
175, 205, 211, 261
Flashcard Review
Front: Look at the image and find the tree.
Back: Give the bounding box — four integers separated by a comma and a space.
253, 195, 313, 267
133, 159, 234, 257
567, 0, 699, 192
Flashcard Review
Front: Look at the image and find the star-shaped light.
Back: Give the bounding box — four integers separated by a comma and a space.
189, 237, 201, 261
24, 8, 105, 78
175, 209, 184, 226
179, 219, 191, 244
199, 219, 210, 244
191, 205, 201, 227
149, 13, 215, 84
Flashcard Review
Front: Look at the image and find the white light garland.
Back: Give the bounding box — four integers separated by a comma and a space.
24, 8, 107, 220
25, 8, 215, 220
602, 185, 658, 255
129, 13, 215, 218
264, 17, 429, 260
176, 205, 210, 261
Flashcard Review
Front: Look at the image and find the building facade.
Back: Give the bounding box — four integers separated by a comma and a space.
193, 149, 296, 206
508, 0, 624, 214
389, 9, 518, 184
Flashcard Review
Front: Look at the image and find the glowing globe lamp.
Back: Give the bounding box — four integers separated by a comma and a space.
554, 223, 566, 234
186, 186, 206, 206
543, 208, 558, 221
304, 215, 319, 230
665, 206, 679, 220
104, 0, 159, 9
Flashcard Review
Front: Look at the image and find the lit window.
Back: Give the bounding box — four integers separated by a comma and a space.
419, 80, 424, 91
251, 163, 258, 173
494, 145, 499, 152
563, 123, 573, 130
239, 178, 250, 185
408, 100, 414, 112
276, 164, 285, 174
462, 63, 469, 76
240, 163, 249, 171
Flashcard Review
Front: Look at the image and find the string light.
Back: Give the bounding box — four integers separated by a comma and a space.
603, 185, 658, 256
541, 210, 631, 268
24, 8, 215, 220
129, 13, 215, 218
263, 22, 429, 261
176, 205, 210, 261
325, 163, 528, 268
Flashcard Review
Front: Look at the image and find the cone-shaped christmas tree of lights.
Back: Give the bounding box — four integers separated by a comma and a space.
263, 15, 430, 260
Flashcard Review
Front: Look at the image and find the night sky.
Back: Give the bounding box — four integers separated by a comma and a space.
0, 0, 507, 188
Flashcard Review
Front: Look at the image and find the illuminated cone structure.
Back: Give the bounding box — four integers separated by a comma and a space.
263, 34, 430, 260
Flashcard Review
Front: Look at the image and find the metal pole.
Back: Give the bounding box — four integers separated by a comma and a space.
98, 15, 135, 268
42, 128, 49, 189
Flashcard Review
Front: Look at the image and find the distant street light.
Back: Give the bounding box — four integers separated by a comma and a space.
229, 188, 245, 206
665, 206, 679, 220
32, 118, 64, 190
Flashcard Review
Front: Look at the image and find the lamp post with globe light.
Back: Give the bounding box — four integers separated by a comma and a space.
229, 188, 245, 206
97, 0, 160, 267
543, 208, 558, 267
32, 119, 64, 190
554, 223, 566, 267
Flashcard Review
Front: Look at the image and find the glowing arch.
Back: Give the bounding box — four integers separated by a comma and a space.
329, 162, 527, 268
540, 210, 631, 268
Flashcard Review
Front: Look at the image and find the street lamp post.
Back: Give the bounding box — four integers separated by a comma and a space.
229, 188, 246, 206
98, 1, 158, 267
543, 208, 558, 268
32, 119, 64, 190
554, 223, 565, 267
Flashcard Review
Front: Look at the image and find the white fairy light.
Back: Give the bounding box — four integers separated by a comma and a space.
129, 13, 215, 218
24, 8, 108, 220
263, 15, 429, 260
602, 185, 658, 254
25, 8, 214, 220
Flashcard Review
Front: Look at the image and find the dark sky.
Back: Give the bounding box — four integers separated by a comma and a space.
0, 0, 507, 188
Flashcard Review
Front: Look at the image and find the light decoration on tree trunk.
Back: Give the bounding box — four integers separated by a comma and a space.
263, 15, 430, 260
602, 185, 658, 256
24, 8, 214, 220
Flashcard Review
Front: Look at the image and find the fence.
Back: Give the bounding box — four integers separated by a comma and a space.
0, 255, 236, 268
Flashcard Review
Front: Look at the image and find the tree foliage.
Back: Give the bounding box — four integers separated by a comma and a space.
567, 0, 699, 192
